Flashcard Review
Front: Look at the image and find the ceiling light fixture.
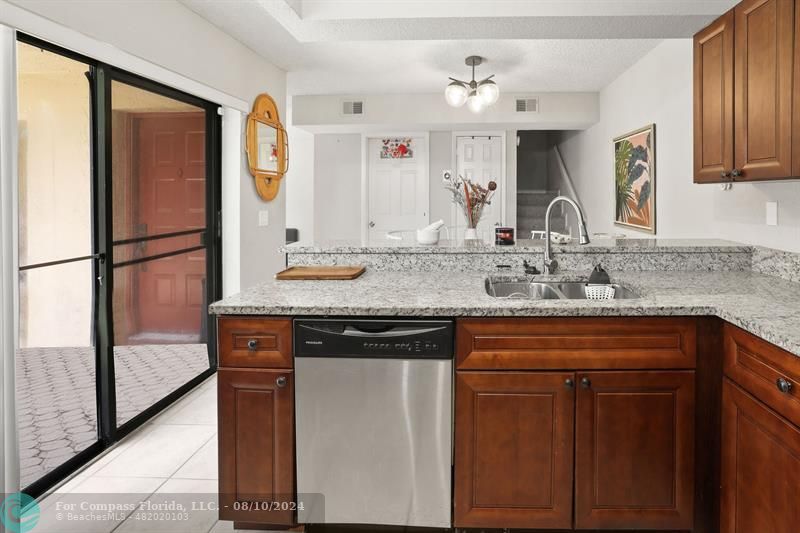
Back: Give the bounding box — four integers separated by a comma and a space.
445, 56, 499, 113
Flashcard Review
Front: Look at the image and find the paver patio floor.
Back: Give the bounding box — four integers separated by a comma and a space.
16, 343, 209, 487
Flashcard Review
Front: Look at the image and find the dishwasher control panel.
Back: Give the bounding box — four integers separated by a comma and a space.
294, 319, 454, 359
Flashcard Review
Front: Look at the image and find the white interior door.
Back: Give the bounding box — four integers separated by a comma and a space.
456, 136, 503, 238
367, 137, 428, 240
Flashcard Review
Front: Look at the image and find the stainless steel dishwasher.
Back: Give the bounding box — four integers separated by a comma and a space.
293, 318, 453, 528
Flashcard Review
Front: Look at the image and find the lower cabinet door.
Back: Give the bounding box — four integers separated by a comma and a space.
721, 379, 800, 533
454, 371, 575, 529
575, 371, 695, 530
218, 368, 295, 525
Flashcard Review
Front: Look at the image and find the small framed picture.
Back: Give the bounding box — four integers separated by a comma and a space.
613, 124, 655, 234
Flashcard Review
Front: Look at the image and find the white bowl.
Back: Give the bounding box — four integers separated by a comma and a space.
416, 229, 440, 245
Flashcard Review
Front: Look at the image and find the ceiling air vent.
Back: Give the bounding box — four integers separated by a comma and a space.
342, 100, 364, 115
516, 98, 539, 113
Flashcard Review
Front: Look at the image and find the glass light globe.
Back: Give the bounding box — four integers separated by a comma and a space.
478, 79, 499, 106
467, 90, 485, 113
445, 81, 468, 107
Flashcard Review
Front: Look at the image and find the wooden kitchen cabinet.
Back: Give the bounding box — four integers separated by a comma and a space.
574, 371, 696, 530
456, 317, 697, 371
454, 318, 701, 531
694, 0, 796, 182
218, 368, 295, 526
721, 379, 800, 533
694, 9, 734, 183
733, 0, 794, 181
721, 325, 800, 533
217, 317, 295, 527
454, 371, 576, 529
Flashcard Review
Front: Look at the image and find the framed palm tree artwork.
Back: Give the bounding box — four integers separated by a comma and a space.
614, 124, 655, 233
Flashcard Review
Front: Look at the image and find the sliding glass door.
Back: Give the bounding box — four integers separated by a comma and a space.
15, 35, 221, 496
109, 77, 214, 429
16, 40, 101, 491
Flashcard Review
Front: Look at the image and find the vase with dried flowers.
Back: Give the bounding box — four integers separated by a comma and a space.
443, 172, 497, 240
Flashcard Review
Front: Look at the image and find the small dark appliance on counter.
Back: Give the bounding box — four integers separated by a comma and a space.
495, 226, 515, 245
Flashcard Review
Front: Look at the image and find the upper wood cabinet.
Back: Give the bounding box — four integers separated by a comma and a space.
734, 0, 794, 180
694, 10, 734, 183
694, 0, 796, 183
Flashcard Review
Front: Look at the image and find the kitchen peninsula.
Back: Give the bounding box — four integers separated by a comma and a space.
211, 238, 800, 532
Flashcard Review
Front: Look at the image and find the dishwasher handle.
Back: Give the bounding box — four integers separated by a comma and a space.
341, 325, 448, 338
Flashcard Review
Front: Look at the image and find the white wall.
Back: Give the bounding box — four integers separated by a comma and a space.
3, 0, 288, 288
293, 92, 598, 132
17, 57, 93, 347
285, 122, 315, 242
429, 131, 453, 226
304, 130, 517, 242
313, 134, 362, 241
555, 39, 800, 252
505, 130, 518, 232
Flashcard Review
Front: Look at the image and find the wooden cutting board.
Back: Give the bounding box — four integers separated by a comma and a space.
275, 265, 366, 280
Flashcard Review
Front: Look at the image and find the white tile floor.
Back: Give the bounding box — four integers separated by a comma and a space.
34, 374, 284, 533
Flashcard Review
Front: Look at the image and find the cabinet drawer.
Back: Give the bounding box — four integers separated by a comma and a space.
218, 317, 292, 369
456, 318, 696, 370
724, 323, 800, 427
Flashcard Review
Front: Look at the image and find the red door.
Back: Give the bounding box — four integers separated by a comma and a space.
129, 113, 206, 341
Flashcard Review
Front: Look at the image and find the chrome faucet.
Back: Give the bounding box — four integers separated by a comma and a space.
544, 196, 590, 274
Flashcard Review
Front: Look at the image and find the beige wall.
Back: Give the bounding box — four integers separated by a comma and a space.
17, 60, 92, 347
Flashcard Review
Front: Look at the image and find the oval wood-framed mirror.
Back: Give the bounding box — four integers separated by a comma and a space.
246, 93, 288, 201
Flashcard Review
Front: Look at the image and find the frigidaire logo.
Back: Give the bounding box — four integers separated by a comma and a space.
305, 340, 323, 345
1, 492, 40, 533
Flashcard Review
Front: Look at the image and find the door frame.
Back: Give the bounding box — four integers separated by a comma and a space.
360, 132, 430, 241
450, 131, 507, 233
15, 32, 222, 498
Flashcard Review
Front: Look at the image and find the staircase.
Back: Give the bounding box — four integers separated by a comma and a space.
516, 191, 567, 238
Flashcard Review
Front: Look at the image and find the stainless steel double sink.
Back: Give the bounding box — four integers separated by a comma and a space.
485, 277, 639, 300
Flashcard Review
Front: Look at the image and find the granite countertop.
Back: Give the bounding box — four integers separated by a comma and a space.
209, 269, 800, 358
282, 238, 752, 254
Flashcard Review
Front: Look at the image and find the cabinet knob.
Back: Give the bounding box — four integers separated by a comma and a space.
720, 171, 731, 179
731, 168, 742, 179
580, 377, 591, 389
276, 376, 288, 388
247, 339, 258, 351
776, 377, 793, 394
565, 378, 575, 389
